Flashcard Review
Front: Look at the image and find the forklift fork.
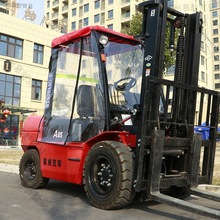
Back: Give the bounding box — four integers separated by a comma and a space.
148, 130, 220, 219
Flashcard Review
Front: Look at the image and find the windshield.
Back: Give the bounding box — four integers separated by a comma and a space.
104, 41, 143, 110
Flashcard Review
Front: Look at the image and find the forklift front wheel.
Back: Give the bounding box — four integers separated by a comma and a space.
19, 149, 49, 189
83, 141, 135, 209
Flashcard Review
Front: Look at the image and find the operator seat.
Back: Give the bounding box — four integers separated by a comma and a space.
123, 91, 140, 109
77, 84, 97, 117
70, 85, 99, 141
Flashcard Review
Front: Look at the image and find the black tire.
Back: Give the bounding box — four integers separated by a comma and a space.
83, 141, 135, 209
19, 149, 49, 189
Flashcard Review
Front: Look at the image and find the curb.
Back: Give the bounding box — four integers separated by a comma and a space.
0, 163, 19, 174
197, 184, 220, 194
0, 146, 21, 150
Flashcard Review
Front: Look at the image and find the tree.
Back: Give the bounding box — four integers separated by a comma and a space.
121, 13, 176, 70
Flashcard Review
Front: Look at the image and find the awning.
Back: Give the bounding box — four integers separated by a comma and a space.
2, 106, 37, 114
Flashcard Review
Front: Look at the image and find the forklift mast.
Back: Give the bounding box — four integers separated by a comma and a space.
134, 0, 220, 218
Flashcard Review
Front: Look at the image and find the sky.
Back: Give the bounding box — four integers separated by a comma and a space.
16, 0, 45, 25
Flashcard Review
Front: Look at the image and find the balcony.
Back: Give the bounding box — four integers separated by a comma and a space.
121, 11, 130, 20
52, 12, 59, 18
0, 1, 6, 7
52, 0, 59, 7
121, 22, 130, 30
62, 5, 68, 12
0, 1, 7, 12
52, 24, 58, 30
51, 20, 58, 30
62, 12, 68, 20
121, 0, 130, 7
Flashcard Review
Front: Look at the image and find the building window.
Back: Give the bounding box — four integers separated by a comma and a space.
214, 55, 219, 61
107, 56, 113, 64
215, 83, 220, 89
107, 24, 113, 30
95, 0, 100, 9
201, 55, 205, 65
79, 19, 82, 29
101, 12, 105, 24
212, 11, 218, 17
72, 0, 77, 3
212, 1, 217, 8
72, 8, 76, 16
108, 0, 113, 4
47, 1, 50, 7
201, 71, 205, 81
84, 17, 89, 26
82, 60, 87, 68
108, 10, 113, 19
94, 14, 100, 23
214, 37, 219, 43
107, 70, 112, 80
213, 29, 218, 35
84, 3, 89, 13
3, 114, 19, 141
213, 20, 218, 26
0, 34, 23, 60
215, 74, 220, 79
79, 6, 83, 17
33, 43, 43, 64
168, 0, 174, 7
71, 21, 76, 30
201, 41, 204, 50
214, 46, 219, 52
32, 79, 42, 100
214, 64, 220, 71
0, 73, 21, 106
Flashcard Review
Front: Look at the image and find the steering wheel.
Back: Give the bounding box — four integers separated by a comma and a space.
114, 77, 137, 92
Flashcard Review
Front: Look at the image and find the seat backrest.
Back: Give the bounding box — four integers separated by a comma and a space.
123, 91, 140, 109
77, 85, 97, 117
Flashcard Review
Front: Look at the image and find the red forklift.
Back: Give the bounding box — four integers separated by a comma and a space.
19, 0, 220, 218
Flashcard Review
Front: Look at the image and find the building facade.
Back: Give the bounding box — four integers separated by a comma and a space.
0, 0, 17, 15
44, 0, 143, 33
210, 0, 220, 91
166, 0, 214, 90
0, 12, 62, 145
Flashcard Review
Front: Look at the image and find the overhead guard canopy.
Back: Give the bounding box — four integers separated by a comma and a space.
51, 25, 140, 48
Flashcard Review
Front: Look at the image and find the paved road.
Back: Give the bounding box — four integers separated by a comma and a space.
0, 171, 220, 220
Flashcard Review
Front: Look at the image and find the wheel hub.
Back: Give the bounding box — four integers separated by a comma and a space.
97, 163, 113, 187
24, 162, 36, 180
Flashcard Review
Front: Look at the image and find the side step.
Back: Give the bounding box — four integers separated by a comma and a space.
147, 130, 220, 219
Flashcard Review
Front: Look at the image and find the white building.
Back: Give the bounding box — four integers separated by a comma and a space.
0, 11, 62, 145
210, 0, 220, 92
166, 0, 214, 90
44, 0, 143, 33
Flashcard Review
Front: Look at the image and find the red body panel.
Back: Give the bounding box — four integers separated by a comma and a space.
21, 116, 137, 185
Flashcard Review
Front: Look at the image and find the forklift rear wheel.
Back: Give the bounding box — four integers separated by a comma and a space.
83, 141, 135, 209
19, 149, 49, 189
